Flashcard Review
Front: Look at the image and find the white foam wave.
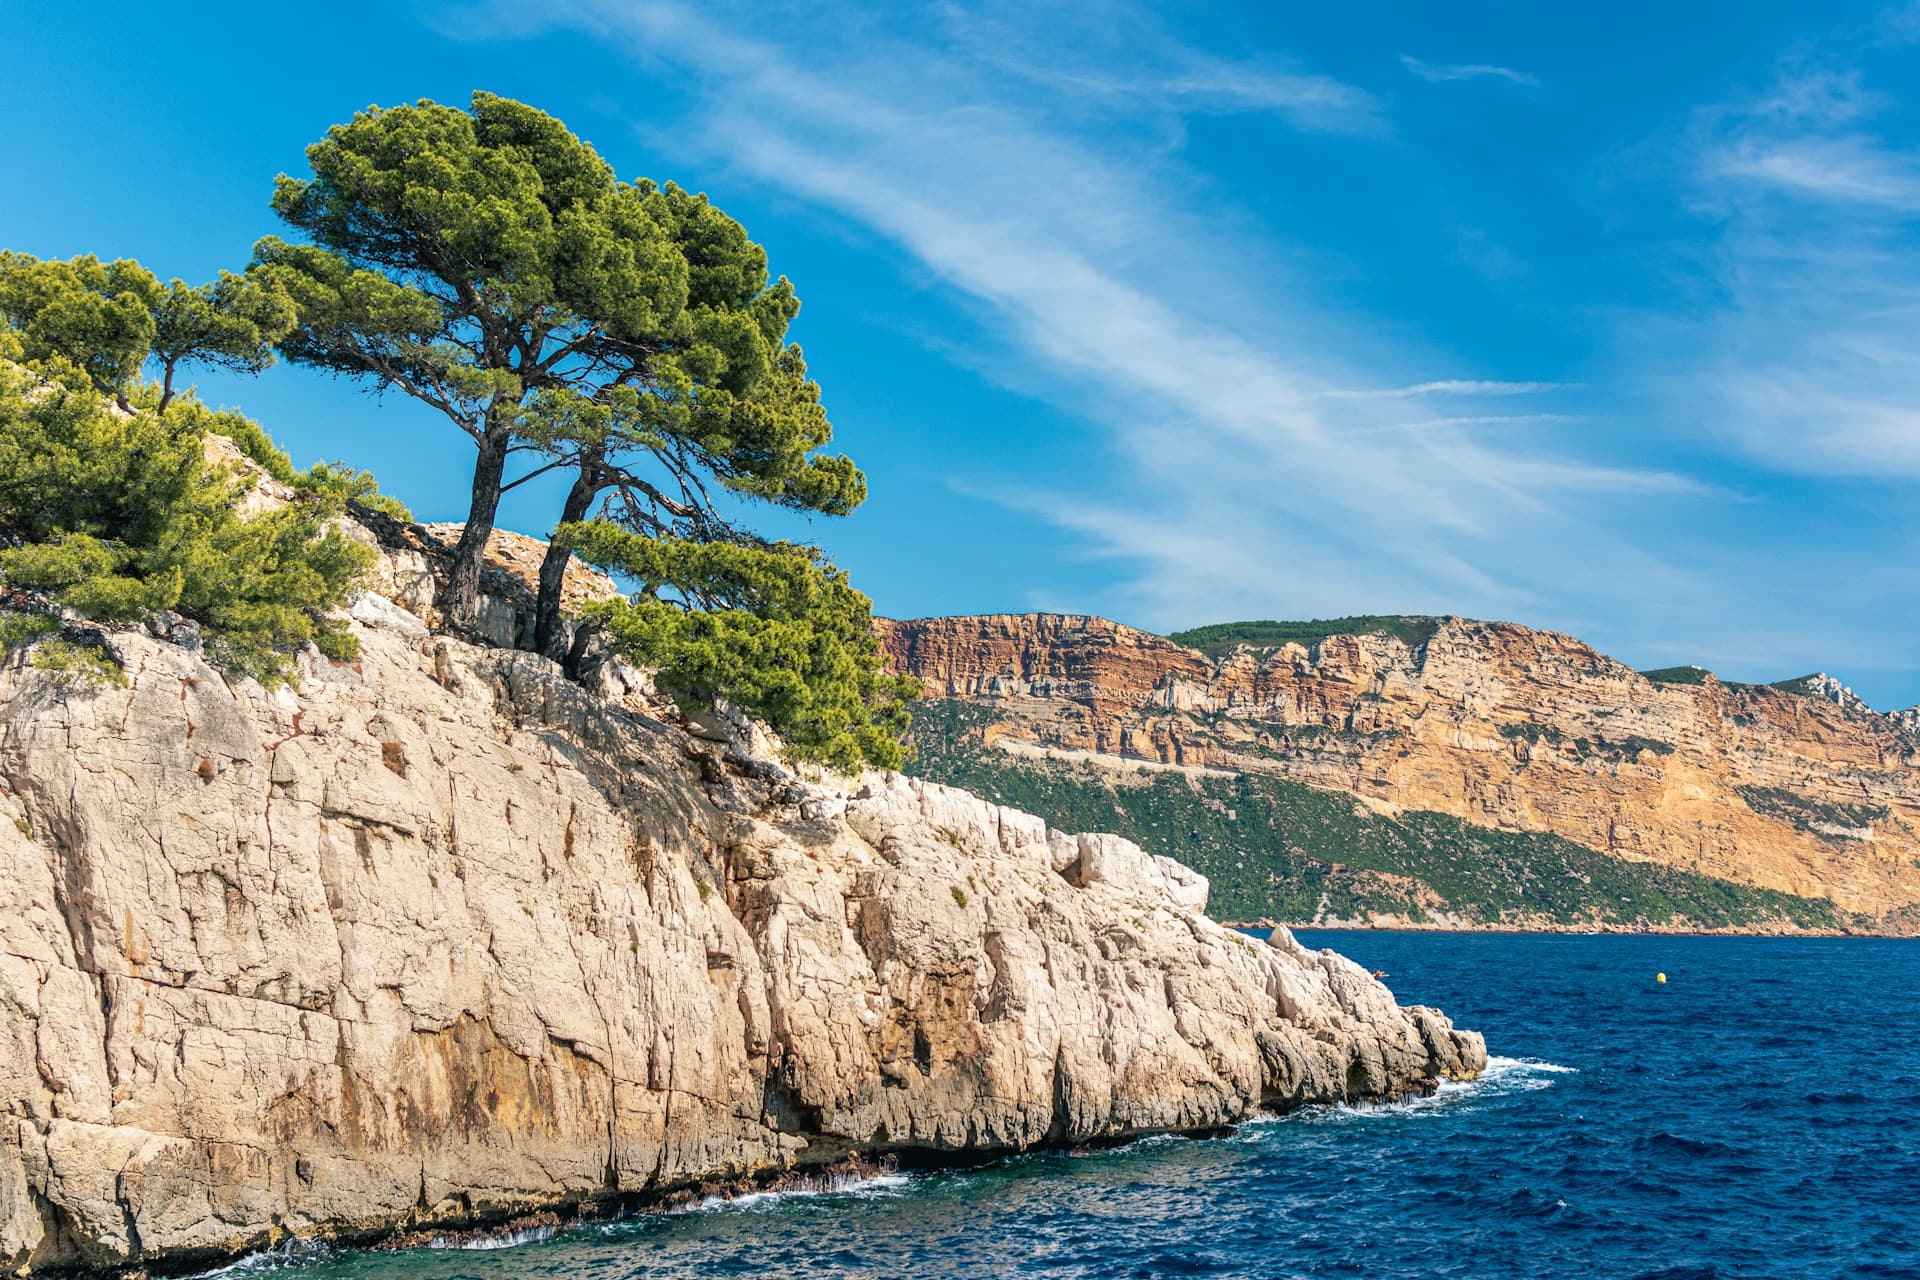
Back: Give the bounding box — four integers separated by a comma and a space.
426, 1223, 560, 1250
677, 1170, 911, 1213
1312, 1054, 1576, 1122
1477, 1055, 1577, 1094
185, 1240, 333, 1276
1488, 1055, 1577, 1075
1114, 1131, 1189, 1152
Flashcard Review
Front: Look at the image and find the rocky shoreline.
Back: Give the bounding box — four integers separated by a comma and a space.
1224, 917, 1878, 938
0, 538, 1485, 1276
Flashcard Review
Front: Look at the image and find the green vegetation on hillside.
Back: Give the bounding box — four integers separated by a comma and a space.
1736, 785, 1887, 844
1497, 721, 1675, 759
1642, 665, 1711, 685
1167, 616, 1442, 656
0, 284, 376, 686
907, 701, 1844, 931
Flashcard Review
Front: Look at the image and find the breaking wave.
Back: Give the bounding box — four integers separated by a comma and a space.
674, 1170, 912, 1214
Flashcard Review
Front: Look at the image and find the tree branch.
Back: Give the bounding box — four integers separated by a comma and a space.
499, 457, 573, 494
339, 346, 477, 438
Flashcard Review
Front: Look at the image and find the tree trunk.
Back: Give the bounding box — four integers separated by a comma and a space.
157, 359, 179, 412
534, 463, 603, 661
445, 428, 510, 630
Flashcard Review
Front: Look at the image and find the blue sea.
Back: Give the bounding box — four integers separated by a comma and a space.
214, 933, 1920, 1279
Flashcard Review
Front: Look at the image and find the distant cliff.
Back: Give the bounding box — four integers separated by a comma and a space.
881, 614, 1920, 934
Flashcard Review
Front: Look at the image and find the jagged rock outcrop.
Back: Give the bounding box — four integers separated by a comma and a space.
881, 614, 1920, 926
0, 590, 1482, 1274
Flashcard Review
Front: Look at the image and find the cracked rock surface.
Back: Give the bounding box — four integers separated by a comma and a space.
0, 594, 1483, 1274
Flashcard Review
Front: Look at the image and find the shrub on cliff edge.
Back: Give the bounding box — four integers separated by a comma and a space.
0, 336, 373, 685
563, 518, 915, 771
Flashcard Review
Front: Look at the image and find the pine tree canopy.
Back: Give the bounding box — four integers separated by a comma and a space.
0, 251, 293, 410
254, 92, 865, 629
0, 332, 373, 685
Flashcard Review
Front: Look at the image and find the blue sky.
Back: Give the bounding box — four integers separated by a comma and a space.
5, 1, 1919, 705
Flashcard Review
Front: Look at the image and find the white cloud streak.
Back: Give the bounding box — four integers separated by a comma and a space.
929, 1, 1384, 133
1320, 379, 1572, 400
1350, 413, 1582, 437
1685, 58, 1920, 476
1400, 55, 1540, 87
451, 0, 1711, 634
1712, 134, 1920, 208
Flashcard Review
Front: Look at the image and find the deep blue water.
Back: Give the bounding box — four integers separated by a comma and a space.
215, 933, 1920, 1279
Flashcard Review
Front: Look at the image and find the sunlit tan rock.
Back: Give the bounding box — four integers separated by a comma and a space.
0, 587, 1481, 1274
881, 614, 1920, 925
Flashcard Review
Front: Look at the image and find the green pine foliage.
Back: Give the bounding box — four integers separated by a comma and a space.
253, 92, 865, 638
28, 638, 128, 689
563, 519, 916, 771
1167, 616, 1443, 656
0, 253, 159, 397
205, 414, 411, 520
0, 614, 60, 657
0, 250, 293, 409
292, 462, 413, 522
0, 336, 372, 686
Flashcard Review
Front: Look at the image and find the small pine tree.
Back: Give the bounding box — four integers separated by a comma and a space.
0, 251, 293, 410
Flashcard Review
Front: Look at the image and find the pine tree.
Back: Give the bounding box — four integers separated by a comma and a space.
562, 520, 915, 771
254, 92, 860, 633
0, 335, 372, 685
253, 92, 907, 765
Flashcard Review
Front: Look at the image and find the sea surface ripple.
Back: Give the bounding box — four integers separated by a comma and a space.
206, 933, 1920, 1279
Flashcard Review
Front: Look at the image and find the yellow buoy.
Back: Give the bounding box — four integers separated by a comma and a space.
1656, 972, 1667, 984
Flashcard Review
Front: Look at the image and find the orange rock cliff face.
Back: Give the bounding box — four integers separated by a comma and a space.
879, 614, 1920, 926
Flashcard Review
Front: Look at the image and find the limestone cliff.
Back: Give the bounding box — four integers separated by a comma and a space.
882, 614, 1920, 932
0, 581, 1483, 1274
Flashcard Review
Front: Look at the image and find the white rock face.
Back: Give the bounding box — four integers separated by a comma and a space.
1795, 671, 1871, 715
0, 594, 1483, 1275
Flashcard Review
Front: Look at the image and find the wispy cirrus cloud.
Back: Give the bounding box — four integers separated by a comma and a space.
1349, 413, 1583, 437
929, 1, 1384, 133
1155, 63, 1381, 127
1319, 379, 1572, 400
1710, 135, 1920, 209
961, 59, 1382, 135
1683, 55, 1920, 476
1400, 54, 1540, 87
444, 0, 1705, 632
